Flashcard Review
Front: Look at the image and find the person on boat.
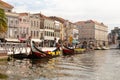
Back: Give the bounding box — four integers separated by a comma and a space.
56, 43, 61, 50
76, 42, 82, 48
32, 41, 36, 47
58, 39, 62, 46
53, 38, 57, 47
88, 41, 94, 50
81, 41, 87, 49
63, 41, 70, 49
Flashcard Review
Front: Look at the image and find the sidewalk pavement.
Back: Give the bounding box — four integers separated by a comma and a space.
0, 53, 8, 60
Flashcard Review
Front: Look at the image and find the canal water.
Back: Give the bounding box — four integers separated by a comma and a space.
0, 49, 120, 80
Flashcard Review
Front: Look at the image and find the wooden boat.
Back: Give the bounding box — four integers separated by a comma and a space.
0, 43, 31, 59
8, 47, 31, 59
101, 46, 109, 50
62, 45, 86, 55
28, 43, 61, 59
95, 46, 109, 50
62, 46, 74, 55
94, 46, 102, 50
74, 48, 86, 54
9, 53, 28, 59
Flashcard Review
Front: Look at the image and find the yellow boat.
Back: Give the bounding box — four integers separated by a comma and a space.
74, 48, 86, 54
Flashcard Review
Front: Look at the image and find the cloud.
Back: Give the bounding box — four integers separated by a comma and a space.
3, 0, 120, 31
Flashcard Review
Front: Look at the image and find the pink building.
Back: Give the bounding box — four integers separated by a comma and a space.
18, 13, 30, 39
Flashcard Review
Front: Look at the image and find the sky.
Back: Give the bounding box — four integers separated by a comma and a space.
3, 0, 120, 32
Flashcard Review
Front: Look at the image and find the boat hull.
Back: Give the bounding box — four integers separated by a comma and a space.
62, 46, 74, 55
28, 50, 61, 59
74, 48, 86, 54
28, 44, 61, 59
10, 53, 28, 59
62, 46, 86, 55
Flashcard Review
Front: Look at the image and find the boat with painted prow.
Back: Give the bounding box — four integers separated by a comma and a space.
28, 41, 62, 59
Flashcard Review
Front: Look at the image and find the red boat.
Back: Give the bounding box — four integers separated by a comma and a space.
62, 46, 74, 55
62, 46, 86, 55
28, 43, 61, 59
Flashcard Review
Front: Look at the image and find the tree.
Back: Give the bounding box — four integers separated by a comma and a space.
0, 8, 7, 34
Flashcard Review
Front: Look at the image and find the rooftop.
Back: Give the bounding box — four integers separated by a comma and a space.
49, 16, 66, 23
0, 0, 13, 9
75, 20, 108, 27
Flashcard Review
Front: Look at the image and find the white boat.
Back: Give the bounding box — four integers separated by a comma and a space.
95, 46, 102, 50
7, 47, 31, 55
101, 46, 110, 50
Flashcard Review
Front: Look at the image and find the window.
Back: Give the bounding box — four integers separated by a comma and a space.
11, 20, 13, 24
16, 20, 18, 24
34, 21, 36, 27
34, 31, 35, 37
31, 21, 33, 26
37, 31, 39, 37
23, 19, 26, 22
37, 21, 38, 27
31, 31, 33, 36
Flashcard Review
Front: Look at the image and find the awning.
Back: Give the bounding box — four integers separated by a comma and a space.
5, 38, 20, 42
31, 39, 42, 42
18, 38, 27, 42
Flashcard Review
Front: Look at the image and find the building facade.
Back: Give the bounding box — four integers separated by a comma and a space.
0, 0, 19, 39
49, 16, 79, 44
109, 27, 120, 44
72, 24, 79, 42
6, 12, 19, 39
30, 14, 40, 39
35, 13, 56, 47
18, 13, 41, 41
0, 0, 13, 12
49, 16, 65, 41
75, 20, 108, 46
18, 13, 30, 39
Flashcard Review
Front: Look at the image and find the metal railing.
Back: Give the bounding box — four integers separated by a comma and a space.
0, 43, 29, 54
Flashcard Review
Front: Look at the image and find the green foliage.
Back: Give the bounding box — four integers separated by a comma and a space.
0, 8, 8, 33
0, 73, 8, 79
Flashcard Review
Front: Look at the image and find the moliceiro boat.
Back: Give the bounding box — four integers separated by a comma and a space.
28, 41, 62, 59
62, 46, 86, 55
74, 48, 86, 54
62, 46, 74, 55
4, 42, 31, 59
